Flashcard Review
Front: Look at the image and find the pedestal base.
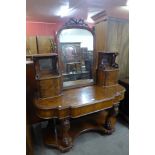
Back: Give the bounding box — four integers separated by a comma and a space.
43, 110, 117, 152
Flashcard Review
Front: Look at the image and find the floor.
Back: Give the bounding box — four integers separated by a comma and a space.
32, 119, 129, 155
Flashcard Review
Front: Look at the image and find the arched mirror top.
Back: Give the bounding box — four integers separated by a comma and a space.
57, 18, 94, 37
57, 18, 95, 89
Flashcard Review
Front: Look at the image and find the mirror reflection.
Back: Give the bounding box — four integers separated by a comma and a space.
59, 28, 94, 88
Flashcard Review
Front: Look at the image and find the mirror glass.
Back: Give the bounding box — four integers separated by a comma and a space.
59, 28, 94, 88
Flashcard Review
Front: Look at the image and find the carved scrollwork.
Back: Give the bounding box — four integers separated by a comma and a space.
64, 18, 89, 28
61, 119, 72, 147
98, 52, 119, 69
104, 120, 112, 131
62, 119, 70, 130
113, 103, 119, 116
111, 53, 119, 68
103, 103, 119, 132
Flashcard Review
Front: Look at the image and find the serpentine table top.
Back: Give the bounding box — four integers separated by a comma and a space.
34, 84, 125, 119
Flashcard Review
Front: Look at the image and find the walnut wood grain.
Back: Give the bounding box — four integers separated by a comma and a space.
34, 84, 125, 119
96, 69, 119, 86
38, 77, 62, 98
31, 54, 63, 99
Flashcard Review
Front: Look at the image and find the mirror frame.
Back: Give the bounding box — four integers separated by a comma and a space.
56, 18, 96, 90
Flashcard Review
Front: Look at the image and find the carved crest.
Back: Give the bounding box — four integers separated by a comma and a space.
64, 18, 89, 28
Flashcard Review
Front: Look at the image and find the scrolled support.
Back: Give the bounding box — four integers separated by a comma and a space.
104, 103, 119, 132
113, 103, 119, 116
61, 118, 72, 147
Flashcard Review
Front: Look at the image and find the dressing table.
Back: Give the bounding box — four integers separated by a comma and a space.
28, 18, 125, 152
34, 84, 124, 152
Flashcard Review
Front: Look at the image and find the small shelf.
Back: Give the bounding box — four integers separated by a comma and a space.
62, 71, 89, 76
38, 74, 61, 80
63, 79, 94, 89
32, 53, 62, 99
26, 60, 33, 65
98, 67, 119, 71
26, 53, 58, 58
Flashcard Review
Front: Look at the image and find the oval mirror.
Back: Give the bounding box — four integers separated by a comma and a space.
57, 18, 95, 89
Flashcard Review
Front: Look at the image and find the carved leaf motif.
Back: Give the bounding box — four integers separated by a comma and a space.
64, 18, 89, 27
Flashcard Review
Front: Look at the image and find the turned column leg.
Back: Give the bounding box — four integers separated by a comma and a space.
104, 103, 119, 132
61, 118, 72, 148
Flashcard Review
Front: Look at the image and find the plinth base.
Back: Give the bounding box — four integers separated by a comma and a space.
43, 111, 116, 152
